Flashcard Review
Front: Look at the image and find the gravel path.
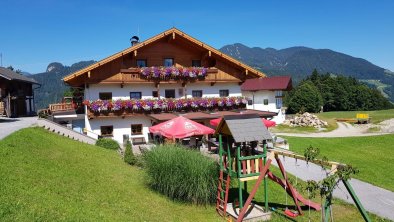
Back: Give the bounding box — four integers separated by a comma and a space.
276, 122, 390, 137
0, 117, 38, 140
272, 155, 394, 221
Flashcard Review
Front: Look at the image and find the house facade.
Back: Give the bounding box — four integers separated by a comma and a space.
241, 76, 292, 124
62, 28, 281, 144
0, 67, 39, 117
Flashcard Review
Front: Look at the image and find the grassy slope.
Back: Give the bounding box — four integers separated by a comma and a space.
284, 134, 394, 191
0, 128, 219, 222
0, 128, 387, 221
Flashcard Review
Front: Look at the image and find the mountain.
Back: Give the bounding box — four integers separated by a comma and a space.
32, 61, 95, 109
220, 43, 394, 102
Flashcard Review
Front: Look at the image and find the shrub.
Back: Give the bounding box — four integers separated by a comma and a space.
143, 144, 219, 205
287, 81, 323, 113
124, 141, 137, 165
95, 138, 120, 150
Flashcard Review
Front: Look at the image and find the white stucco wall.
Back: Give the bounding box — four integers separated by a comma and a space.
242, 90, 286, 124
85, 83, 156, 100
85, 115, 152, 144
186, 82, 242, 98
243, 91, 278, 112
85, 82, 242, 100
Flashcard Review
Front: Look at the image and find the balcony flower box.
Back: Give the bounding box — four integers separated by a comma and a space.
83, 96, 248, 115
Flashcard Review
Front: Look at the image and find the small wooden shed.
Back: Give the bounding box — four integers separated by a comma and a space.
0, 67, 39, 117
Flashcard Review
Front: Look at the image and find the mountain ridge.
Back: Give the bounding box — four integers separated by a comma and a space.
219, 43, 393, 101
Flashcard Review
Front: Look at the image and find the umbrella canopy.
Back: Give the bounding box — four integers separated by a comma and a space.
210, 117, 276, 128
149, 116, 215, 139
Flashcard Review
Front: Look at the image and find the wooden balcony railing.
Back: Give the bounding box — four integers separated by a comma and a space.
91, 67, 230, 84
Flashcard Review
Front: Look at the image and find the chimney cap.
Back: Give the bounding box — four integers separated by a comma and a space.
130, 36, 140, 46
130, 36, 139, 42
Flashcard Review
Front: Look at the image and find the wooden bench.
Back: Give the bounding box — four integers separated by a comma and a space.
131, 136, 146, 145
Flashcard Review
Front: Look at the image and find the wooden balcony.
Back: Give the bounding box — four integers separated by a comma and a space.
95, 67, 239, 84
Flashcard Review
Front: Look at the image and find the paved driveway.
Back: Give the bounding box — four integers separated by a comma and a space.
0, 117, 38, 140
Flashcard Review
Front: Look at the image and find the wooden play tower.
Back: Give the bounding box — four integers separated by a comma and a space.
215, 114, 371, 222
215, 115, 321, 222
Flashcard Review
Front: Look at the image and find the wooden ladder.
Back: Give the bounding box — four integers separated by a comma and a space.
216, 169, 231, 217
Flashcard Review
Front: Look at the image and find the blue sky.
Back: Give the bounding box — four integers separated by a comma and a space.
0, 0, 393, 73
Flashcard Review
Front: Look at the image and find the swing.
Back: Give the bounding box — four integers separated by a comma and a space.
284, 185, 299, 218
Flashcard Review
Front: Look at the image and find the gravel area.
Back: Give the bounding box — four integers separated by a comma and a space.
276, 121, 392, 138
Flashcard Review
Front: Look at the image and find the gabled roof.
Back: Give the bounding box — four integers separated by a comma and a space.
0, 67, 38, 84
63, 27, 265, 82
215, 114, 272, 142
241, 76, 292, 91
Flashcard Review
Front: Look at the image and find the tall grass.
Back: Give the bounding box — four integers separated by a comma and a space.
143, 144, 219, 205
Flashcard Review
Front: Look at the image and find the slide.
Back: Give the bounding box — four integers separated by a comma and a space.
267, 171, 321, 211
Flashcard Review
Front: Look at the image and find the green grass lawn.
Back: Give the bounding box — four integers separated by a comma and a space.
271, 109, 394, 134
284, 134, 394, 192
0, 127, 388, 221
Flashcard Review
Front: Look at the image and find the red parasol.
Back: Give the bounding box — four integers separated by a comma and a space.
149, 116, 215, 139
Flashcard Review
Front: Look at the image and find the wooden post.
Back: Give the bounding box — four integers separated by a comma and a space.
275, 154, 303, 214
183, 82, 187, 99
263, 140, 268, 212
343, 179, 371, 222
237, 145, 243, 209
7, 93, 11, 117
156, 82, 160, 99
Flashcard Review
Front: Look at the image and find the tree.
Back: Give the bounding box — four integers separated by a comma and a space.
287, 81, 323, 113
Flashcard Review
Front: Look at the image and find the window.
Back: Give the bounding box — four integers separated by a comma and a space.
99, 92, 112, 100
192, 60, 201, 67
131, 124, 143, 135
130, 92, 142, 99
165, 89, 176, 98
164, 58, 174, 67
219, 89, 229, 97
264, 99, 269, 105
276, 98, 283, 109
192, 90, 203, 98
152, 91, 158, 98
100, 125, 113, 137
136, 59, 147, 67
248, 100, 253, 106
275, 90, 283, 97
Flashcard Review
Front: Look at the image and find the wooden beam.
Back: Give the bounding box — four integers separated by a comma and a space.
245, 69, 248, 75
134, 50, 137, 57
172, 32, 175, 39
183, 82, 187, 99
208, 50, 211, 57
269, 149, 343, 167
87, 71, 91, 78
156, 82, 160, 99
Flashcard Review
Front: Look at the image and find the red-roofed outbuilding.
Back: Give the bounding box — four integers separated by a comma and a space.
241, 76, 292, 91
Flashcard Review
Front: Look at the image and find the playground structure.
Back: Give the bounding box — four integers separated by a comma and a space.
215, 114, 371, 222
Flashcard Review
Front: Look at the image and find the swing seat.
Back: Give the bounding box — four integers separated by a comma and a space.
284, 209, 299, 218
